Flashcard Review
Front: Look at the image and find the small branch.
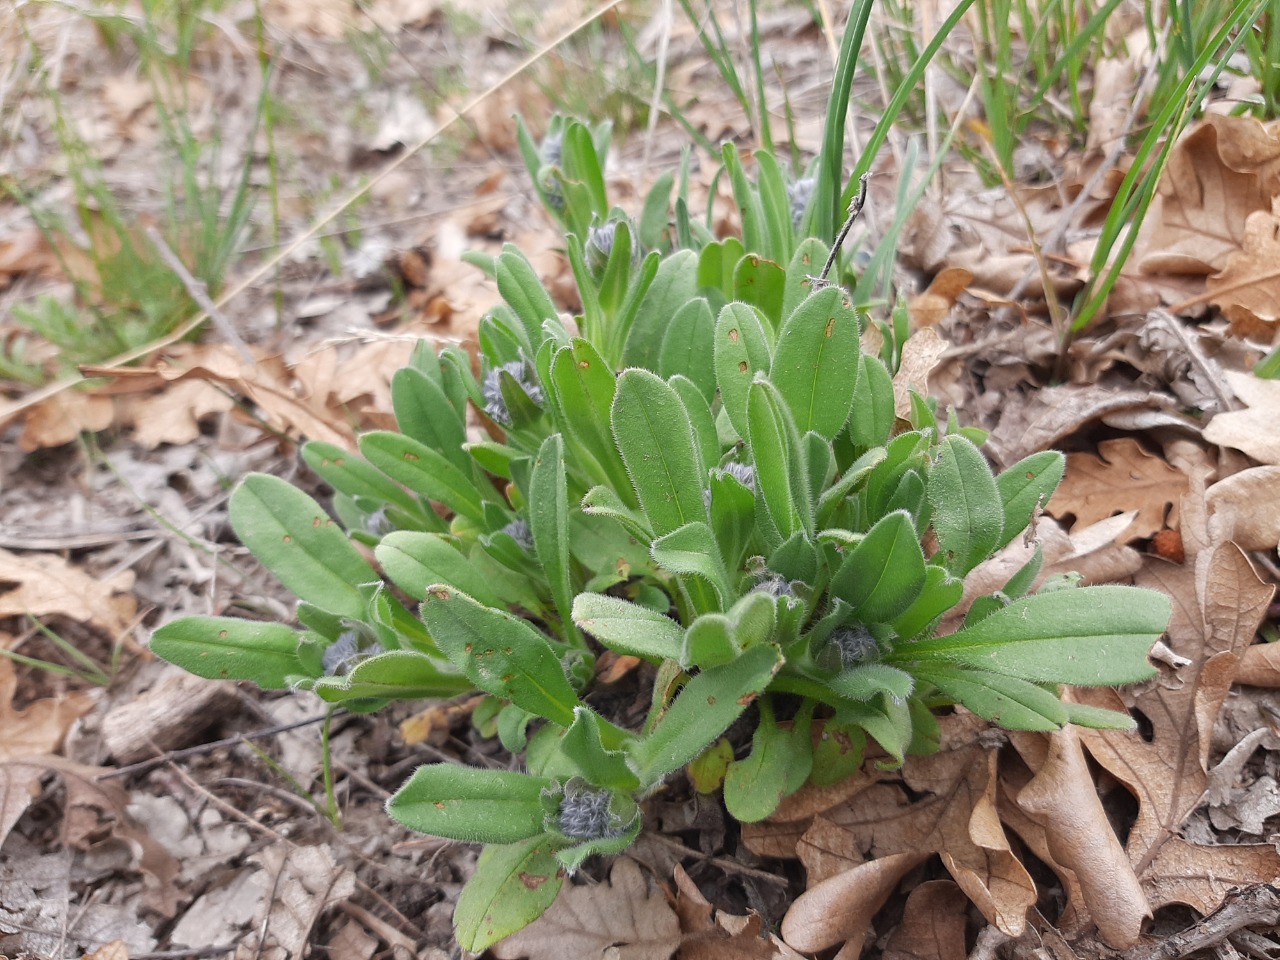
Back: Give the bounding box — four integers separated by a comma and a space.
96, 711, 334, 781
145, 225, 255, 364
813, 173, 871, 289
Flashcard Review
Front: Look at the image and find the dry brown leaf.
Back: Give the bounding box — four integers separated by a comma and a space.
125, 378, 235, 449
781, 852, 924, 958
1206, 465, 1280, 551
1076, 539, 1273, 912
985, 383, 1184, 469
0, 548, 136, 637
1008, 728, 1147, 948
0, 756, 180, 915
779, 716, 1036, 958
491, 858, 681, 960
81, 940, 130, 960
1206, 199, 1280, 333
1135, 115, 1280, 276
672, 865, 800, 960
879, 881, 969, 960
236, 845, 356, 960
1142, 837, 1280, 916
908, 267, 973, 328
1234, 642, 1280, 687
1203, 371, 1280, 465
1046, 437, 1188, 540
19, 390, 115, 451
0, 658, 94, 763
0, 227, 59, 286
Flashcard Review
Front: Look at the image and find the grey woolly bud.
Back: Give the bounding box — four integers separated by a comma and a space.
502, 517, 533, 550
482, 359, 543, 427
540, 130, 564, 167
713, 461, 756, 490
753, 575, 794, 598
365, 507, 394, 537
322, 629, 382, 676
788, 177, 815, 227
831, 625, 878, 668
556, 786, 626, 840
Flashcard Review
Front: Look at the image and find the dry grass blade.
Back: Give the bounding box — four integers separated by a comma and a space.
0, 0, 626, 425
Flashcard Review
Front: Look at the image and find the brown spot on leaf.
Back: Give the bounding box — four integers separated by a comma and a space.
738, 361, 748, 373
825, 317, 836, 338
519, 871, 551, 890
218, 630, 228, 639
282, 535, 292, 544
737, 692, 759, 706
403, 451, 419, 461
728, 328, 740, 342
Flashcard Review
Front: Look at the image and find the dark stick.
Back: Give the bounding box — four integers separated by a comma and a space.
96, 712, 337, 781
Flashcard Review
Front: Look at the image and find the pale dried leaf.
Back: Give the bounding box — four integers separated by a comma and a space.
1206, 465, 1280, 551
1046, 437, 1187, 540
893, 327, 948, 418
1207, 199, 1280, 333
1235, 642, 1280, 687
1085, 58, 1136, 154
908, 268, 972, 328
126, 378, 234, 449
82, 940, 130, 960
19, 390, 115, 451
491, 859, 681, 960
1010, 728, 1147, 948
880, 881, 969, 960
0, 548, 137, 636
1203, 371, 1280, 465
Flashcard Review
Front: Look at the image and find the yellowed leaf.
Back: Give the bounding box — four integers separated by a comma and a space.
1046, 437, 1188, 540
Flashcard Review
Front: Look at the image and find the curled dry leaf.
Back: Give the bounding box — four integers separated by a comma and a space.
1046, 437, 1188, 540
1206, 465, 1280, 552
892, 327, 948, 419
1008, 728, 1148, 948
1234, 643, 1280, 688
779, 716, 1036, 958
491, 858, 681, 960
1203, 371, 1280, 466
1075, 538, 1275, 912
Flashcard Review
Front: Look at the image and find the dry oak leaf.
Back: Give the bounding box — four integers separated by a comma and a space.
1235, 642, 1280, 688
1206, 199, 1280, 333
1076, 541, 1273, 912
1141, 837, 1280, 917
1007, 727, 1148, 948
1203, 371, 1280, 466
1046, 437, 1188, 540
880, 880, 970, 960
491, 858, 681, 960
0, 548, 136, 637
908, 267, 973, 328
892, 326, 948, 420
0, 657, 94, 763
0, 755, 180, 916
780, 715, 1036, 959
672, 864, 801, 960
18, 390, 115, 452
1134, 114, 1280, 276
125, 378, 235, 449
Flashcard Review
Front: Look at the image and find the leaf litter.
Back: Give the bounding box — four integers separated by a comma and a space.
8, 5, 1280, 960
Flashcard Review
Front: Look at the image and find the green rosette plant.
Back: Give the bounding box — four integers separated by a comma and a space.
152, 65, 1171, 960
